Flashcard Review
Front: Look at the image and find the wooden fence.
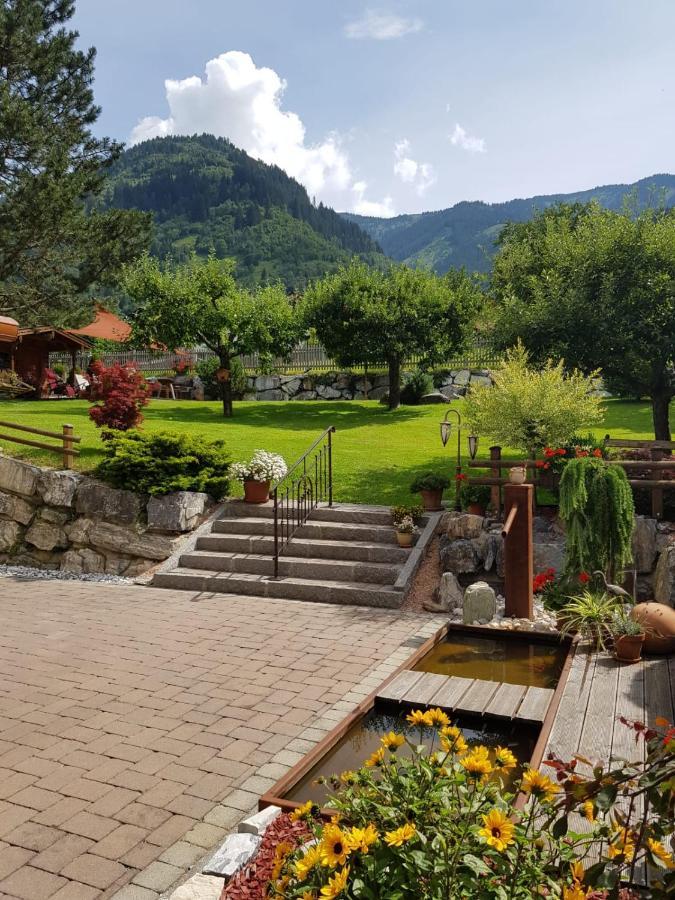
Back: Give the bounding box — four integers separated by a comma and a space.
0, 420, 80, 469
49, 339, 502, 377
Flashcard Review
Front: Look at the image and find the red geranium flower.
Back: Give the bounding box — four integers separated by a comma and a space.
593, 448, 603, 458
578, 572, 590, 584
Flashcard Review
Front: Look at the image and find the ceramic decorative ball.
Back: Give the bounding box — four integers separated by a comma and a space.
631, 602, 675, 654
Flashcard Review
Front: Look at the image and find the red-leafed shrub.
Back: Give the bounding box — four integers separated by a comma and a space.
88, 361, 149, 437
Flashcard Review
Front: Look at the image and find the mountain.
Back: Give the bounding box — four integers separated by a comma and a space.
344, 174, 675, 274
101, 134, 384, 290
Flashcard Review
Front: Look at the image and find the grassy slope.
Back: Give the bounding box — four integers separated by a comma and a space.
0, 399, 667, 506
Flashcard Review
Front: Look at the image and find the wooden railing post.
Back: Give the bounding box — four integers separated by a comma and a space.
490, 446, 502, 516
62, 424, 74, 470
503, 483, 534, 619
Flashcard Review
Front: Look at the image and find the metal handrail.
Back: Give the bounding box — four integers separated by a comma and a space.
272, 426, 335, 577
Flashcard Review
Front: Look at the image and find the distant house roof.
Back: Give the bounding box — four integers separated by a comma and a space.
69, 306, 132, 343
17, 327, 92, 352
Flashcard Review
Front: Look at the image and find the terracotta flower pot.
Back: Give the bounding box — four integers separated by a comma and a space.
243, 479, 271, 504
420, 488, 443, 511
467, 503, 485, 516
614, 633, 645, 663
396, 531, 414, 548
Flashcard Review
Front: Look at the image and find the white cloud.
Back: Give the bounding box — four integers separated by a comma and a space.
344, 9, 423, 40
393, 139, 436, 195
129, 50, 391, 214
450, 123, 486, 153
352, 181, 396, 217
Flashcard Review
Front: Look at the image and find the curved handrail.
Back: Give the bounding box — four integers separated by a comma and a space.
272, 425, 336, 489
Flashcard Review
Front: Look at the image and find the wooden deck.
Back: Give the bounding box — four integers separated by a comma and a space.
545, 650, 675, 764
377, 670, 555, 723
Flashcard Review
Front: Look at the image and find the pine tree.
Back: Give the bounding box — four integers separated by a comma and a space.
0, 0, 150, 325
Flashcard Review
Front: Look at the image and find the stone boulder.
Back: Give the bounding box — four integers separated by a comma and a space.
354, 379, 372, 393
24, 519, 67, 552
203, 832, 261, 878
76, 480, 144, 526
444, 512, 484, 541
654, 545, 675, 608
291, 391, 318, 401
66, 517, 93, 545
453, 369, 471, 386
533, 539, 565, 574
254, 375, 280, 392
0, 456, 40, 497
316, 384, 341, 400
0, 490, 35, 525
469, 374, 492, 388
256, 389, 284, 401
60, 548, 106, 574
87, 522, 180, 560
38, 470, 82, 507
147, 491, 211, 533
440, 537, 479, 573
463, 581, 497, 624
0, 519, 22, 552
279, 377, 302, 395
632, 516, 658, 574
419, 391, 449, 404
438, 572, 464, 611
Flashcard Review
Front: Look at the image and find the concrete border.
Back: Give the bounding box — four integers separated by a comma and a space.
394, 509, 443, 596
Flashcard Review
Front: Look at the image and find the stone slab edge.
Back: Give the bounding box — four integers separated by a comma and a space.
394, 510, 443, 595
135, 502, 227, 586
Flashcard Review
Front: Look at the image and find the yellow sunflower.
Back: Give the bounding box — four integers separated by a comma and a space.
320, 866, 350, 899
582, 800, 596, 822
346, 823, 378, 854
606, 827, 636, 862
320, 824, 351, 868
647, 838, 675, 869
406, 708, 432, 727
478, 808, 515, 852
381, 731, 405, 752
384, 822, 417, 847
461, 747, 493, 779
425, 707, 450, 727
440, 726, 468, 755
339, 770, 357, 785
570, 861, 585, 884
520, 768, 559, 802
290, 800, 314, 822
364, 746, 385, 768
493, 746, 517, 771
294, 844, 323, 881
563, 886, 589, 900
301, 892, 318, 900
271, 841, 294, 881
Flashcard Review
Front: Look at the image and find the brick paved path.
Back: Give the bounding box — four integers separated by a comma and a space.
0, 580, 440, 899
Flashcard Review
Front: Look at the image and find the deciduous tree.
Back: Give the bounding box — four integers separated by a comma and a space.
303, 261, 479, 410
123, 254, 299, 417
490, 202, 675, 440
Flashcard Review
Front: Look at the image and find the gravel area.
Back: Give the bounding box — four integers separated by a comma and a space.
401, 534, 443, 612
0, 564, 134, 584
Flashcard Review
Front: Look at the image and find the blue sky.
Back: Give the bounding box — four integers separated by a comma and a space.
73, 0, 675, 217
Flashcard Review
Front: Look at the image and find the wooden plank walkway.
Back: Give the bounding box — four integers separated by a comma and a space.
377, 671, 554, 722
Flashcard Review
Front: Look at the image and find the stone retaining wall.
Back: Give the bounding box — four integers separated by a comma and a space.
438, 511, 675, 607
0, 456, 212, 576
244, 368, 493, 401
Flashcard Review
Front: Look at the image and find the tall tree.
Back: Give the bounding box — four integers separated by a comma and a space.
490, 202, 675, 441
0, 0, 150, 325
303, 261, 479, 410
123, 254, 299, 417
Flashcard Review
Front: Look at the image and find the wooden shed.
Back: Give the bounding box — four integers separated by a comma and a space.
12, 327, 91, 396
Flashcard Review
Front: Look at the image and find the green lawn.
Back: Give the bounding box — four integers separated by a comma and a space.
0, 398, 667, 506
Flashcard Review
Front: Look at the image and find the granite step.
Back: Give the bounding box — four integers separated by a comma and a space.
179, 550, 402, 584
219, 501, 396, 526
152, 569, 404, 608
195, 533, 408, 564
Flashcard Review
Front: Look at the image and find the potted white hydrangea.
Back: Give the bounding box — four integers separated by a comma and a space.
231, 450, 288, 503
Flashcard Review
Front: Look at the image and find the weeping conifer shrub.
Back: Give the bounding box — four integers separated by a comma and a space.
559, 457, 635, 580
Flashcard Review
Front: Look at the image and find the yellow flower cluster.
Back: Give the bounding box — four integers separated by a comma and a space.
319, 865, 349, 899
290, 800, 314, 822
520, 768, 559, 803
460, 745, 493, 780
384, 822, 416, 847
381, 731, 405, 752
405, 707, 450, 728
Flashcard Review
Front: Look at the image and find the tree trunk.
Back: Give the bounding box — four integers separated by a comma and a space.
388, 355, 401, 410
219, 350, 233, 418
651, 390, 672, 442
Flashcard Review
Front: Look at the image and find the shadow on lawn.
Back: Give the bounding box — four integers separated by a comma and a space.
142, 400, 425, 432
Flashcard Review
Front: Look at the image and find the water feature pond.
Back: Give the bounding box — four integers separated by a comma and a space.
414, 631, 566, 689
284, 705, 537, 806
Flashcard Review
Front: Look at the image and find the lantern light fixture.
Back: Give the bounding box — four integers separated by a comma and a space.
468, 434, 479, 460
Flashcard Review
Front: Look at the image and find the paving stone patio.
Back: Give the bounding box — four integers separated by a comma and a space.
0, 579, 443, 899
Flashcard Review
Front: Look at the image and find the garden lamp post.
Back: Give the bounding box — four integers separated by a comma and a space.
440, 408, 463, 510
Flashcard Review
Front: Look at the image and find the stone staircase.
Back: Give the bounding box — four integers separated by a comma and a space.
152, 501, 423, 608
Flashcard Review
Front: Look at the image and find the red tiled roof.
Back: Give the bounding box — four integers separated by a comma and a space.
70, 307, 131, 342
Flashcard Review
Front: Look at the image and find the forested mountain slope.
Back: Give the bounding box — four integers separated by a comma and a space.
344, 174, 675, 273
102, 134, 384, 290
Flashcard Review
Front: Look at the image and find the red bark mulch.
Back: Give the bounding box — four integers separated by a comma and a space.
221, 813, 311, 900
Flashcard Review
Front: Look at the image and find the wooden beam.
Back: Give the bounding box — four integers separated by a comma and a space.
0, 419, 81, 442
515, 686, 554, 723
376, 670, 424, 703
